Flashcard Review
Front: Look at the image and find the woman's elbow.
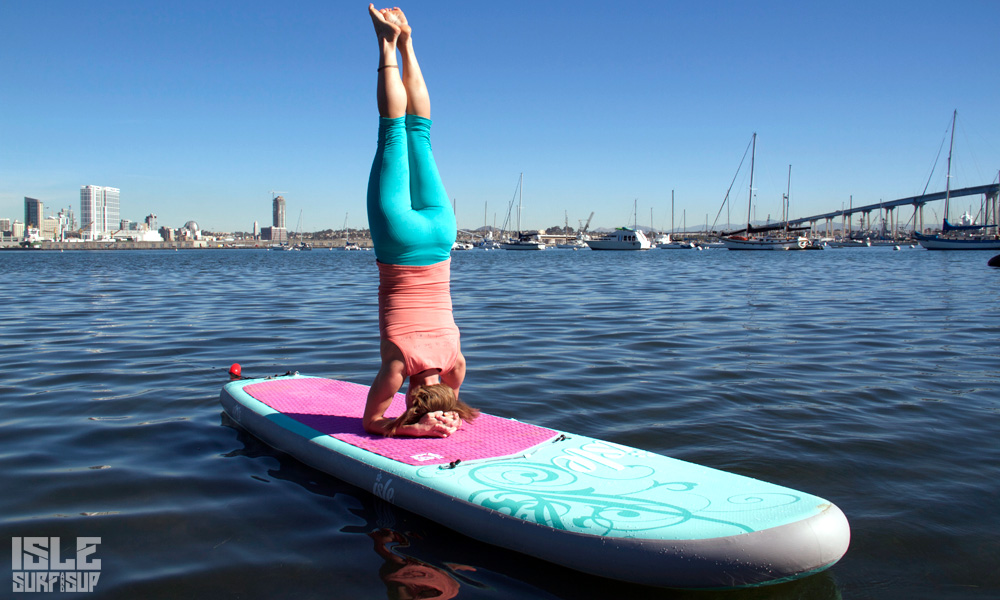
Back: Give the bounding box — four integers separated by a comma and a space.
363, 416, 388, 436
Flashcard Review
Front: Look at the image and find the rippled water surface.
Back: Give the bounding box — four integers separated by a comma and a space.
1, 248, 998, 599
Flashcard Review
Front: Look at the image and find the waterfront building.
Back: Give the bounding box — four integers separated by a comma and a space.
57, 206, 76, 232
12, 221, 25, 239
80, 185, 120, 240
266, 226, 287, 243
135, 229, 164, 242
24, 197, 43, 229
270, 196, 288, 243
0, 218, 11, 234
181, 221, 201, 241
273, 196, 286, 228
41, 216, 62, 240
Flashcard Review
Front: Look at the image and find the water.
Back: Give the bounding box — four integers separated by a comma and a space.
1, 247, 998, 599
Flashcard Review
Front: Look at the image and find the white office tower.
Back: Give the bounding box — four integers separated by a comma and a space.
80, 185, 121, 240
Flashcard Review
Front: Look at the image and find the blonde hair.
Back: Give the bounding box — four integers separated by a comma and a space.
386, 383, 479, 436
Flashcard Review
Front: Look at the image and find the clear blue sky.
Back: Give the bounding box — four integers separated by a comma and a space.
3, 0, 999, 233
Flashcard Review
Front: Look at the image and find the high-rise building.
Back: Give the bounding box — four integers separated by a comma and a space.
24, 197, 43, 229
0, 218, 11, 234
57, 206, 76, 232
271, 196, 287, 243
273, 196, 286, 228
41, 216, 62, 240
80, 185, 120, 240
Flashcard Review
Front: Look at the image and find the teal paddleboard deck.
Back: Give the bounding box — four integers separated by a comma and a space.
220, 375, 849, 589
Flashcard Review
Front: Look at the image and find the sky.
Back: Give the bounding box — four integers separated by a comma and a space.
3, 0, 1000, 234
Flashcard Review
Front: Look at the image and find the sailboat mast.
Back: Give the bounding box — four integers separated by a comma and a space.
784, 164, 792, 227
747, 133, 756, 231
944, 110, 956, 225
849, 195, 853, 238
517, 173, 523, 233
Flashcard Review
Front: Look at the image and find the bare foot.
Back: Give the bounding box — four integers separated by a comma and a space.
383, 7, 412, 43
368, 4, 400, 42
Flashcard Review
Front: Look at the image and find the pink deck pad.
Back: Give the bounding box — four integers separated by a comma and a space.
243, 377, 557, 466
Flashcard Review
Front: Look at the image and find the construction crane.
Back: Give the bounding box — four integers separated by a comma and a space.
579, 212, 594, 235
67, 220, 94, 239
269, 190, 288, 199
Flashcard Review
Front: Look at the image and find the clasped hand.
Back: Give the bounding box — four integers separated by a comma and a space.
416, 410, 461, 437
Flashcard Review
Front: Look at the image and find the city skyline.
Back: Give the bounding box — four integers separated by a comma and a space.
3, 1, 1000, 233
5, 176, 997, 240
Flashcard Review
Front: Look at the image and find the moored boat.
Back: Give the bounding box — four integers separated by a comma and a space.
556, 237, 589, 249
585, 227, 651, 250
915, 111, 1000, 250
722, 134, 809, 251
501, 234, 547, 251
655, 234, 695, 249
721, 235, 807, 250
914, 235, 1000, 250
499, 173, 547, 250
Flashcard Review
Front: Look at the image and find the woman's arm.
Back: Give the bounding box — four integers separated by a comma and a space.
363, 348, 458, 437
439, 351, 466, 396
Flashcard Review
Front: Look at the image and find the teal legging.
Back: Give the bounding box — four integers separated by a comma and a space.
367, 115, 457, 266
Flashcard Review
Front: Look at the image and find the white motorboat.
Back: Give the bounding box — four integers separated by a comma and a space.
654, 234, 695, 249
556, 235, 590, 249
585, 227, 651, 250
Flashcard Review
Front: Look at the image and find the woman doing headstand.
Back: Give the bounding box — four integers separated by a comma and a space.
363, 5, 478, 438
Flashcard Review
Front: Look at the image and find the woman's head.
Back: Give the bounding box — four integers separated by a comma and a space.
386, 383, 479, 436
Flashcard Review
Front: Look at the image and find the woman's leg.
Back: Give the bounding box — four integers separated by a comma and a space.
388, 9, 430, 119
367, 5, 415, 263
386, 9, 455, 244
404, 115, 457, 256
369, 4, 406, 119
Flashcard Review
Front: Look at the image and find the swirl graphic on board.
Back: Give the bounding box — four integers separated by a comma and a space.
465, 462, 756, 536
714, 493, 802, 511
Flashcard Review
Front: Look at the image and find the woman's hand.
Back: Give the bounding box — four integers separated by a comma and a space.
414, 410, 461, 437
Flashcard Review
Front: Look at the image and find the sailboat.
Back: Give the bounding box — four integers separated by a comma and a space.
293, 210, 312, 250
656, 191, 695, 249
339, 213, 362, 250
501, 173, 547, 250
914, 111, 1000, 250
721, 134, 809, 250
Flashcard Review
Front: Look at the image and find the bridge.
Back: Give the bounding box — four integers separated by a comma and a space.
783, 182, 1000, 237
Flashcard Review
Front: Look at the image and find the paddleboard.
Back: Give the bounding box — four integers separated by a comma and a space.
220, 373, 849, 589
